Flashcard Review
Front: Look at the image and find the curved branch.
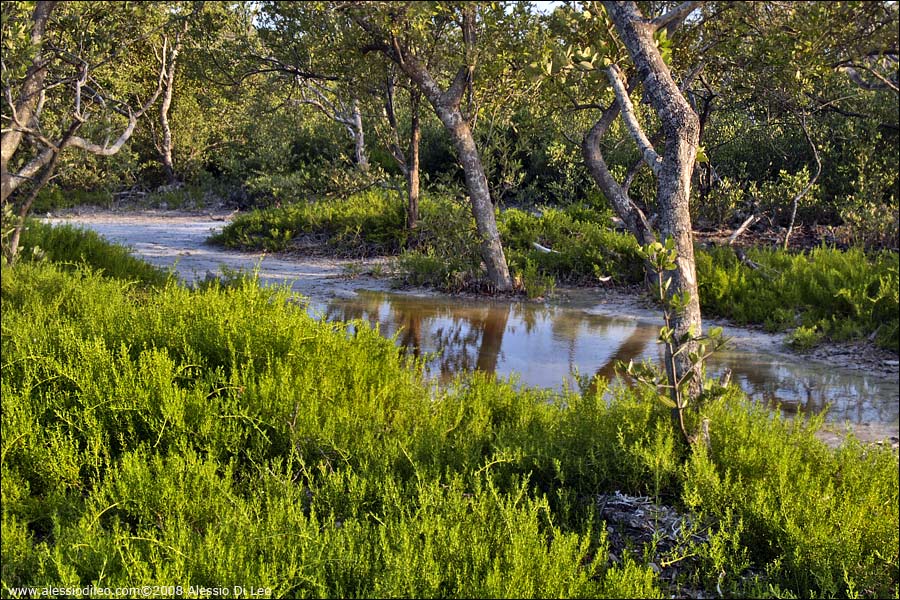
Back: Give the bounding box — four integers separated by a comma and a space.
607, 64, 662, 176
783, 113, 822, 250
582, 74, 655, 245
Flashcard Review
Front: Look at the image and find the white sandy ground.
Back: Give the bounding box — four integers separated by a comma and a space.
44, 208, 899, 448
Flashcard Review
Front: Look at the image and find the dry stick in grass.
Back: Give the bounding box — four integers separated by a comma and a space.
728, 214, 759, 245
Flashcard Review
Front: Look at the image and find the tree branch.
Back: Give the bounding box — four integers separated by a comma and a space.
783, 112, 822, 250
650, 1, 701, 31
582, 73, 655, 245
607, 64, 662, 176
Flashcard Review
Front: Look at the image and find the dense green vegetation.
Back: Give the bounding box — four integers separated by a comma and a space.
697, 246, 900, 352
210, 191, 644, 291
2, 255, 897, 598
3, 2, 898, 596
16, 220, 170, 287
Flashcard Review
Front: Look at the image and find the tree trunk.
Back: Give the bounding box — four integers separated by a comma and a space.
5, 121, 81, 264
605, 1, 703, 396
406, 94, 421, 231
159, 32, 183, 185
438, 107, 512, 291
581, 80, 655, 247
350, 99, 368, 171
353, 11, 513, 291
1, 1, 58, 204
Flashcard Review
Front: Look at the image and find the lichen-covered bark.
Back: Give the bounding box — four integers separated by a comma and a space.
435, 106, 512, 290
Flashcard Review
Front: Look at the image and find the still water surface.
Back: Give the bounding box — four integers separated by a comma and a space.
309, 290, 899, 427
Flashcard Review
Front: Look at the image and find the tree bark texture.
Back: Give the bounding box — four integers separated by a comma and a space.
604, 1, 703, 395
406, 93, 421, 231
350, 99, 369, 171
581, 75, 655, 247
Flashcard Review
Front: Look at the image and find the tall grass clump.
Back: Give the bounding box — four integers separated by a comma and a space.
2, 259, 897, 598
697, 245, 899, 352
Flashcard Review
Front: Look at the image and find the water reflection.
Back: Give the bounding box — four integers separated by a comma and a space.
309, 291, 899, 426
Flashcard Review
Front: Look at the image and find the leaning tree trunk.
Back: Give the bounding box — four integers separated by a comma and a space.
436, 106, 512, 291
605, 1, 704, 396
5, 120, 81, 263
581, 75, 655, 247
354, 7, 513, 291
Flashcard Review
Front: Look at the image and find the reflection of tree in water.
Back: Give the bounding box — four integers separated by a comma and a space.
593, 325, 656, 383
324, 292, 512, 382
321, 291, 898, 426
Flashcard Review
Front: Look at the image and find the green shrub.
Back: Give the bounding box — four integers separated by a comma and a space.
499, 206, 644, 286
211, 189, 407, 255
684, 397, 899, 598
697, 245, 899, 352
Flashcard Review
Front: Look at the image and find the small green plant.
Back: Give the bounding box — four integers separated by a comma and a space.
517, 258, 556, 299
622, 239, 727, 445
788, 324, 824, 350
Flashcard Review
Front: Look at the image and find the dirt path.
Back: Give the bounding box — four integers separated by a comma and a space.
48, 208, 397, 300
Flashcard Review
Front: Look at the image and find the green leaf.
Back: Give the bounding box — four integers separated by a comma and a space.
696, 145, 709, 163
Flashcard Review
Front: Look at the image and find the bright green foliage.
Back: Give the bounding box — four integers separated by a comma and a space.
213, 191, 645, 291
696, 246, 899, 352
499, 206, 644, 285
685, 400, 899, 598
2, 258, 897, 598
395, 202, 644, 292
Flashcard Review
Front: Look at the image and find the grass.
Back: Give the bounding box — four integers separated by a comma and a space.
209, 189, 407, 255
697, 246, 899, 352
1, 244, 897, 598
